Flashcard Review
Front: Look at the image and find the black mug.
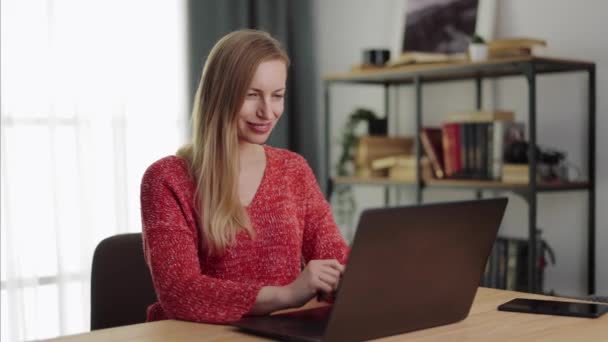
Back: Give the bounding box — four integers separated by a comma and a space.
363, 49, 391, 66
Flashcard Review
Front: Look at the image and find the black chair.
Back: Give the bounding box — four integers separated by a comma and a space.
90, 233, 157, 330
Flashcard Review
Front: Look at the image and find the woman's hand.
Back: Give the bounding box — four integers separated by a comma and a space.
284, 259, 345, 307
249, 259, 345, 316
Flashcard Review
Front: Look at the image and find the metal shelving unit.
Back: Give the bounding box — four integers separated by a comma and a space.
323, 56, 596, 295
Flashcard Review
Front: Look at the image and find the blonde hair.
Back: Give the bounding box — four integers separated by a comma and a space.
177, 29, 290, 255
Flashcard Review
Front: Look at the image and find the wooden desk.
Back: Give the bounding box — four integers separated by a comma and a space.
45, 288, 608, 341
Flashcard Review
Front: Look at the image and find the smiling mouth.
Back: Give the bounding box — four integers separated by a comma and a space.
247, 121, 272, 134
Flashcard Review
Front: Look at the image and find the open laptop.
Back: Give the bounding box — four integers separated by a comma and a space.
232, 198, 508, 341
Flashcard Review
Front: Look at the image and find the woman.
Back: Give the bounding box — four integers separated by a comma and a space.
140, 29, 349, 324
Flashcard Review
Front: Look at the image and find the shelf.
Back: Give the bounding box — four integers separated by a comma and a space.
332, 177, 590, 192
424, 179, 590, 192
324, 56, 594, 84
324, 54, 596, 294
333, 176, 415, 186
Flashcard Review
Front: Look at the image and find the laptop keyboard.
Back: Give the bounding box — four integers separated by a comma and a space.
234, 306, 332, 340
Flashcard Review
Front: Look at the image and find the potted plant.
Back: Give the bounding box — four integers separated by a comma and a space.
332, 108, 382, 234
469, 34, 488, 62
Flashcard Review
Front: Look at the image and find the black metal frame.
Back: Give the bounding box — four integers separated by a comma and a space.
323, 58, 596, 295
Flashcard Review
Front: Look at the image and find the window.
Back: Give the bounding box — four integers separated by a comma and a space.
0, 0, 188, 340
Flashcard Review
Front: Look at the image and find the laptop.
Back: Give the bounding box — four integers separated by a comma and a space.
232, 198, 508, 341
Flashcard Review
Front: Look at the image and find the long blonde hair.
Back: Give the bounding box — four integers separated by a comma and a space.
177, 30, 290, 255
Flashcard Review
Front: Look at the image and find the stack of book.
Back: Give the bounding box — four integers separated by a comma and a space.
481, 236, 552, 291
436, 110, 526, 180
502, 164, 530, 184
383, 37, 546, 68
354, 136, 414, 178
488, 37, 547, 58
385, 52, 466, 67
370, 155, 431, 182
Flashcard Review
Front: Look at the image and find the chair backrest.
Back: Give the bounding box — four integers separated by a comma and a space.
90, 233, 157, 330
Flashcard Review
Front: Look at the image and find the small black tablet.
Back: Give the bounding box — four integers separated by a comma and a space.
498, 298, 608, 319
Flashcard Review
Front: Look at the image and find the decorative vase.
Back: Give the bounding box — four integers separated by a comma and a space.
469, 43, 488, 62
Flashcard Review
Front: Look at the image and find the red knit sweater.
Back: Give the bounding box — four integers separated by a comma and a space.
140, 145, 349, 324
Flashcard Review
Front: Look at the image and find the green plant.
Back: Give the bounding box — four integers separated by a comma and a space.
332, 108, 380, 231
471, 34, 486, 44
336, 108, 378, 176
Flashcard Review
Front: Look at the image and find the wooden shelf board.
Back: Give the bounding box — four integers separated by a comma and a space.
324, 56, 594, 84
333, 176, 415, 186
333, 177, 590, 191
425, 179, 590, 191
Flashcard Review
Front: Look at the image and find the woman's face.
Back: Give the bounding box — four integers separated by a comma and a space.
237, 59, 287, 145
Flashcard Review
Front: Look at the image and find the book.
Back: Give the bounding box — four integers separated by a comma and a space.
473, 124, 481, 178
385, 52, 466, 67
506, 240, 518, 291
498, 240, 507, 289
487, 37, 548, 59
441, 123, 461, 177
489, 46, 533, 59
481, 236, 552, 291
355, 136, 414, 166
465, 124, 475, 177
488, 37, 547, 50
386, 158, 430, 181
420, 128, 445, 179
370, 155, 416, 170
502, 164, 529, 184
443, 121, 514, 180
458, 124, 467, 175
446, 110, 515, 123
441, 125, 453, 176
388, 166, 416, 181
487, 124, 495, 179
477, 123, 490, 179
355, 167, 387, 178
490, 241, 499, 288
493, 122, 525, 180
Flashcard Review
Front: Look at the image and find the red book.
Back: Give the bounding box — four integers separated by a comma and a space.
451, 124, 462, 174
441, 125, 453, 176
442, 123, 462, 177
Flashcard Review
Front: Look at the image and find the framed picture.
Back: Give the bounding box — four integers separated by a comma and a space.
390, 0, 496, 58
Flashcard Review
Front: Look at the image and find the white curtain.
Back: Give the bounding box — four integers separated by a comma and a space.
0, 0, 188, 340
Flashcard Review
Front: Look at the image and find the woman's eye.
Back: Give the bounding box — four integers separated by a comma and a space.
273, 94, 284, 99
247, 93, 258, 97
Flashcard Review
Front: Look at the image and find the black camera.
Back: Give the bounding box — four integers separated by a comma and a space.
504, 141, 565, 165
505, 141, 570, 181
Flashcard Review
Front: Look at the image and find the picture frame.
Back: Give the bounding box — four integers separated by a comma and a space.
390, 0, 496, 59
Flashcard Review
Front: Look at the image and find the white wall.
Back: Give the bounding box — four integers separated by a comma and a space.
313, 0, 607, 296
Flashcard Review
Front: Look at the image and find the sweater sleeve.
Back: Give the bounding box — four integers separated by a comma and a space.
298, 157, 350, 265
140, 161, 263, 324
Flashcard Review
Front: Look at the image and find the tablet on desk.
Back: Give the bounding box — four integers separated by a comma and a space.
498, 298, 608, 318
